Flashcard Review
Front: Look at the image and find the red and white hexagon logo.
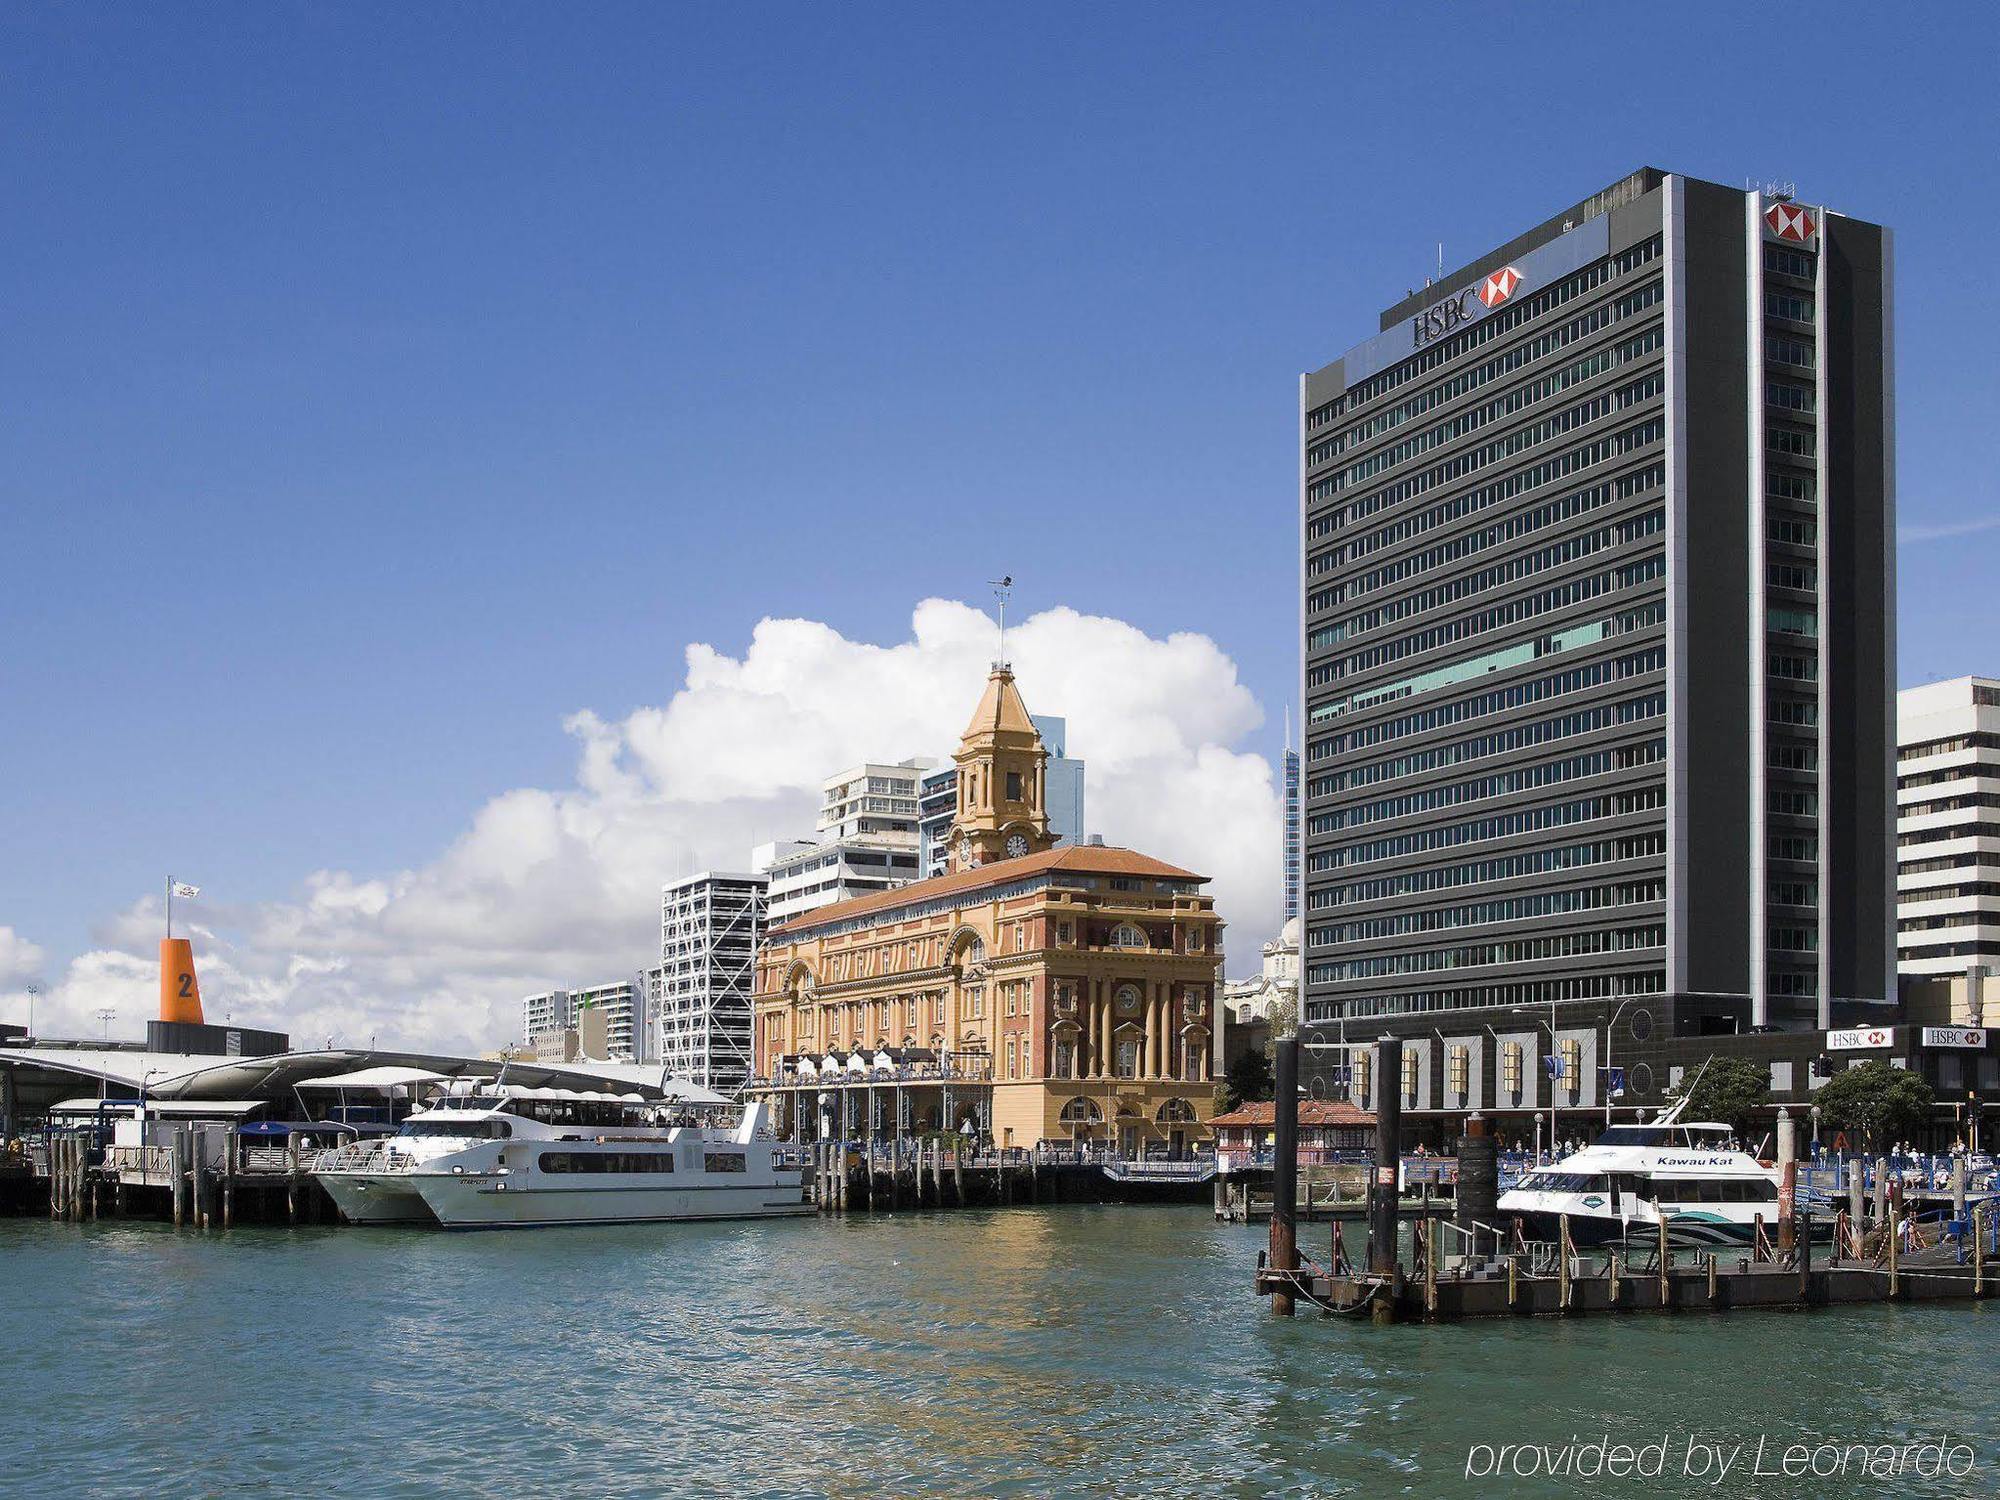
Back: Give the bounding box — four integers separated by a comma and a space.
1765, 202, 1816, 243
1478, 266, 1521, 308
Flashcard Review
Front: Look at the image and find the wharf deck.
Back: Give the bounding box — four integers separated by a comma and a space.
1257, 1246, 1994, 1321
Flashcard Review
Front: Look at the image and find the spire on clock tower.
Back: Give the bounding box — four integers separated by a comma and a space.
946, 664, 1054, 872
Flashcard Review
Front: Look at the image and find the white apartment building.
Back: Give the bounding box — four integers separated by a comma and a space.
521, 977, 650, 1063
817, 758, 933, 842
522, 988, 573, 1052
657, 871, 763, 1095
752, 760, 934, 926
758, 839, 923, 925
1897, 676, 2000, 1024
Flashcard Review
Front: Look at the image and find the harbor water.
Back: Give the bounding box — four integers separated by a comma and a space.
3, 1205, 1995, 1497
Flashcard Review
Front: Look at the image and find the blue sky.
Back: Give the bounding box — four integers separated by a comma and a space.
3, 5, 1997, 984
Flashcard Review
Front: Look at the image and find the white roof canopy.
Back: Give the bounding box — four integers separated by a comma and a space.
295, 1066, 461, 1092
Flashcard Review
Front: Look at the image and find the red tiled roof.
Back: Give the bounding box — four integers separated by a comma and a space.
1209, 1100, 1375, 1129
763, 844, 1206, 940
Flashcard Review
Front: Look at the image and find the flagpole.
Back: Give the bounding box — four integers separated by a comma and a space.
166, 876, 172, 942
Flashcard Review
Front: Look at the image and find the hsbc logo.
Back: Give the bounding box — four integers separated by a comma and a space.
1827, 1026, 1893, 1051
1412, 288, 1473, 347
1765, 201, 1817, 243
1479, 266, 1522, 308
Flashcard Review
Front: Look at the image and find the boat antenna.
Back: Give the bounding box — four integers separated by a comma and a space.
1658, 1056, 1712, 1124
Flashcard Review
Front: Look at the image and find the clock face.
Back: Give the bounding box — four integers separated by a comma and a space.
1005, 833, 1029, 859
1115, 987, 1141, 1016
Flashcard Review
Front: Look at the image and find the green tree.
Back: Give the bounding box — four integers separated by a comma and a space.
1669, 1056, 1771, 1140
1225, 1048, 1273, 1109
1815, 1060, 1935, 1151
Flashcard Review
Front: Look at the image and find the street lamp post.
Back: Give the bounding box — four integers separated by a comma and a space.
1601, 996, 1638, 1129
1511, 1000, 1561, 1155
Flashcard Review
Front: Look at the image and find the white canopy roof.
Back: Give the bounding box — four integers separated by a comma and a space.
0, 1045, 727, 1109
49, 1097, 267, 1118
295, 1066, 462, 1092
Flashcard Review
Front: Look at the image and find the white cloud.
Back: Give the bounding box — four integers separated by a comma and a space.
9, 600, 1283, 1054
1899, 514, 2000, 544
0, 927, 46, 989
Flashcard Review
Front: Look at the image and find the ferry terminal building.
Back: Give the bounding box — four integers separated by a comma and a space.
749, 666, 1224, 1156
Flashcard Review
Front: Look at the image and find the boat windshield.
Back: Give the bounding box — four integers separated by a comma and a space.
1525, 1172, 1610, 1194
1595, 1127, 1668, 1147
1596, 1125, 1736, 1149
398, 1118, 510, 1139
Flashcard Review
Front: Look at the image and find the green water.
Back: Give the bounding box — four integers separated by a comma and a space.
2, 1206, 1994, 1498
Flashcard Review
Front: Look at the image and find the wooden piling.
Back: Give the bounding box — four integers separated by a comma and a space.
1657, 1218, 1669, 1307
1888, 1193, 1900, 1298
1269, 1037, 1300, 1318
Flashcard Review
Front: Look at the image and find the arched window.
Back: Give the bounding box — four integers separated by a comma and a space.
1058, 1097, 1103, 1125
1155, 1097, 1197, 1124
1109, 924, 1147, 950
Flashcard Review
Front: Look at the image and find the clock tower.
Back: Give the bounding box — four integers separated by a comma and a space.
947, 664, 1054, 871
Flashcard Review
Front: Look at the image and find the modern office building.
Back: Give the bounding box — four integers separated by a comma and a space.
1282, 744, 1301, 926
918, 715, 1086, 877
1896, 677, 2000, 1023
656, 871, 765, 1094
1297, 168, 1895, 1122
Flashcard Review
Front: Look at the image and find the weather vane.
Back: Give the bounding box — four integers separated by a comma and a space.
989, 575, 1013, 667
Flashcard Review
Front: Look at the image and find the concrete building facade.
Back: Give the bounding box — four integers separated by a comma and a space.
1897, 677, 2000, 1023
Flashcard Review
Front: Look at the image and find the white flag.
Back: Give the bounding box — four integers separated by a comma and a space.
172, 883, 200, 899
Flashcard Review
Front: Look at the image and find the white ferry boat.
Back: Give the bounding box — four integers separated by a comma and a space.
312, 1083, 809, 1229
1497, 1104, 1782, 1249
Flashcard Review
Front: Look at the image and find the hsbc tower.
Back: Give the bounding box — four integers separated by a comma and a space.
1297, 168, 1895, 1112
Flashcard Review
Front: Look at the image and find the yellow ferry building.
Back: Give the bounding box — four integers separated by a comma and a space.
750, 666, 1224, 1157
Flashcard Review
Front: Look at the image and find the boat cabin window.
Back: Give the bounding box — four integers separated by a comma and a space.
704, 1152, 748, 1174
501, 1098, 649, 1129
401, 1119, 510, 1139
538, 1151, 676, 1174
1650, 1177, 1778, 1203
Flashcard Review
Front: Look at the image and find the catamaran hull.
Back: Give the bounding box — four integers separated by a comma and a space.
1502, 1209, 1831, 1249
315, 1172, 439, 1226
1503, 1210, 1751, 1249
410, 1175, 812, 1229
